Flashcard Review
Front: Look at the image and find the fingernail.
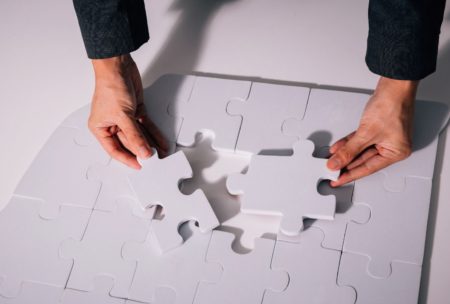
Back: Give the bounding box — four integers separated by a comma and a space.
139, 146, 151, 159
328, 158, 341, 170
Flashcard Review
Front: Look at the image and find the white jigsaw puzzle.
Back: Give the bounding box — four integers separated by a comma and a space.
344, 172, 432, 278
122, 221, 222, 304
227, 139, 339, 236
226, 82, 309, 154
60, 198, 151, 298
264, 227, 356, 304
194, 231, 289, 304
171, 76, 251, 151
338, 252, 422, 304
14, 126, 109, 219
1, 74, 448, 304
143, 74, 196, 144
128, 150, 219, 253
0, 196, 90, 297
282, 89, 368, 154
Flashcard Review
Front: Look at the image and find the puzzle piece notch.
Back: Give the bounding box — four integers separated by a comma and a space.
226, 139, 339, 236
14, 126, 109, 219
144, 74, 196, 143
194, 231, 289, 304
226, 82, 309, 154
264, 227, 356, 304
128, 150, 219, 253
343, 172, 432, 278
60, 198, 151, 298
0, 282, 63, 304
171, 76, 252, 151
0, 196, 90, 297
338, 252, 421, 304
122, 221, 222, 304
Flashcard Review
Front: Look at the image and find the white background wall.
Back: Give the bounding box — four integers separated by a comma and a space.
0, 0, 449, 302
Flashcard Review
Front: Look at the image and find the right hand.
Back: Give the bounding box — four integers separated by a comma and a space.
89, 54, 169, 169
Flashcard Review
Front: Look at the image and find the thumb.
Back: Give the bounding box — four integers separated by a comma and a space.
327, 133, 371, 170
118, 115, 152, 159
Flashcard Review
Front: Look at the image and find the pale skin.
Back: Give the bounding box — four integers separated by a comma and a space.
89, 54, 418, 186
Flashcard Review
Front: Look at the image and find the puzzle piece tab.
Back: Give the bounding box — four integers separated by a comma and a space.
227, 140, 339, 236
128, 151, 219, 252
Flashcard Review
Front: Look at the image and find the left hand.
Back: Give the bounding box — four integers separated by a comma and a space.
327, 77, 419, 187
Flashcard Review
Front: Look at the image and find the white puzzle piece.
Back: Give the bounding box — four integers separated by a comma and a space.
122, 222, 222, 304
128, 151, 219, 253
307, 181, 371, 251
282, 89, 369, 154
226, 82, 309, 154
277, 182, 371, 251
14, 126, 109, 218
380, 100, 449, 191
60, 198, 151, 298
227, 140, 339, 236
178, 133, 281, 251
338, 252, 422, 304
59, 105, 97, 146
264, 228, 355, 304
171, 76, 251, 151
343, 172, 432, 278
194, 231, 288, 304
144, 74, 196, 143
0, 196, 90, 297
61, 276, 175, 304
0, 282, 62, 304
87, 159, 151, 214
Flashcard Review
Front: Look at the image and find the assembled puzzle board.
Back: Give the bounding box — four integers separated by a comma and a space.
0, 74, 448, 304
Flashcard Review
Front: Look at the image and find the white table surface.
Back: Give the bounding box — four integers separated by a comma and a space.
0, 0, 449, 303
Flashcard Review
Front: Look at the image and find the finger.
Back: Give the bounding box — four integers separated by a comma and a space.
330, 154, 391, 187
118, 116, 152, 159
95, 133, 142, 169
327, 133, 371, 171
139, 117, 170, 153
329, 132, 356, 154
346, 147, 379, 170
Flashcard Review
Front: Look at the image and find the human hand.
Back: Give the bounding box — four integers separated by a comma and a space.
327, 77, 419, 187
89, 54, 169, 169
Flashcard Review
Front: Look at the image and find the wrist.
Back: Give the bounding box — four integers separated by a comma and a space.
92, 54, 133, 80
374, 77, 419, 105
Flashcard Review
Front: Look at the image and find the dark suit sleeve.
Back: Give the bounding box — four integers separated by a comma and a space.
73, 0, 149, 59
366, 0, 446, 80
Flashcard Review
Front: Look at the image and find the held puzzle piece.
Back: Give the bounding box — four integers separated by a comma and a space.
226, 139, 339, 236
1, 73, 448, 304
128, 150, 219, 253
